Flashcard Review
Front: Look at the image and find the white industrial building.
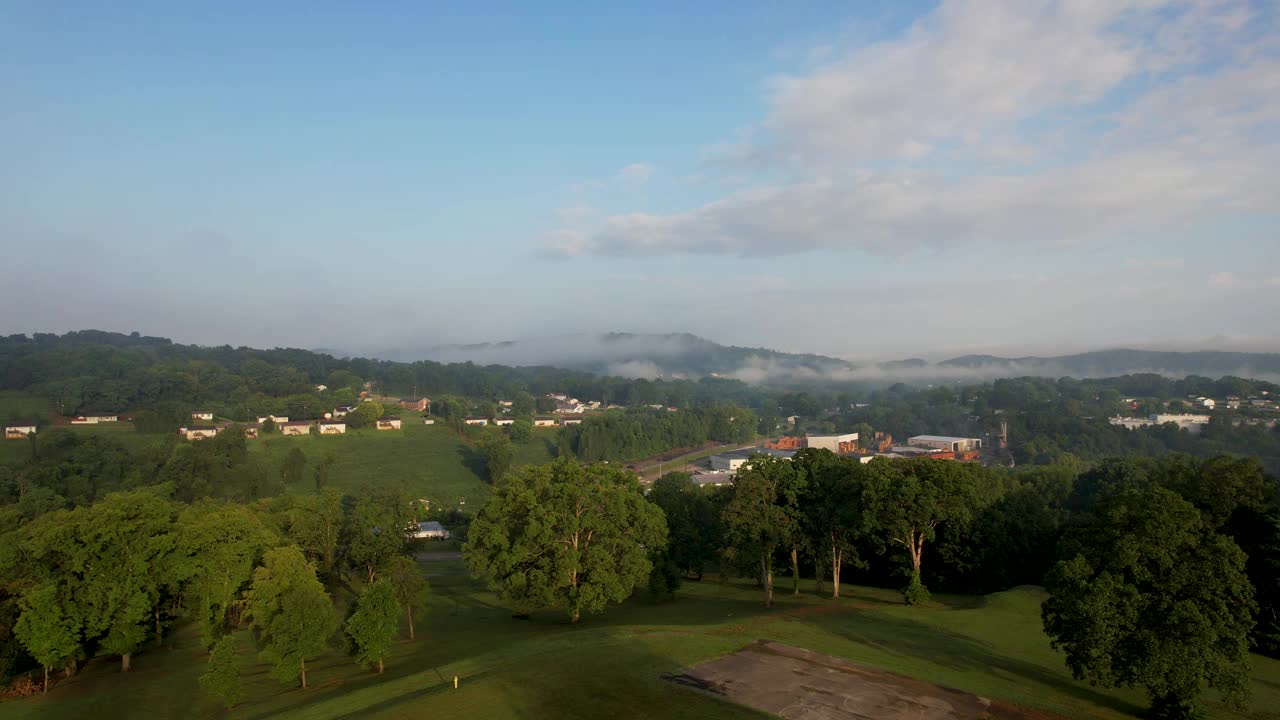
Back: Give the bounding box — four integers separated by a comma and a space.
804, 432, 859, 453
1111, 414, 1210, 433
907, 435, 983, 452
709, 448, 796, 472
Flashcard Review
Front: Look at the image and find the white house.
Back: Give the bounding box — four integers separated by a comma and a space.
279, 420, 310, 435
180, 426, 220, 441
1200, 398, 1217, 410
560, 417, 583, 426
423, 417, 436, 425
463, 417, 489, 426
318, 420, 347, 434
257, 415, 289, 424
376, 416, 403, 430
332, 405, 356, 418
498, 400, 514, 408
70, 415, 119, 424
1110, 416, 1153, 430
315, 384, 328, 392
533, 417, 557, 427
493, 417, 515, 426
555, 402, 585, 414
191, 411, 214, 421
411, 520, 451, 540
5, 424, 36, 439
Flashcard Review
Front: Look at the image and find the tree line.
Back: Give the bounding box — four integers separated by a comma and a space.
464, 451, 1279, 719
0, 479, 433, 702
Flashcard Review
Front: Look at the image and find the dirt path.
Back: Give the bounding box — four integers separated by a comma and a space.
667, 640, 1066, 720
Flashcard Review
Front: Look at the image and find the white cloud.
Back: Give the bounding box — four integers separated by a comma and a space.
616, 162, 653, 184
543, 0, 1280, 258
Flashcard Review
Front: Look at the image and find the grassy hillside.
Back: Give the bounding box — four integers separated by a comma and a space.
1, 565, 1276, 720
0, 393, 559, 505
249, 423, 558, 505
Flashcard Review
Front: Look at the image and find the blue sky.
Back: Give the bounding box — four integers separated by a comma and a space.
3, 0, 1278, 360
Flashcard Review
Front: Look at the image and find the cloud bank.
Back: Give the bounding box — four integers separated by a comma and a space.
542, 0, 1280, 258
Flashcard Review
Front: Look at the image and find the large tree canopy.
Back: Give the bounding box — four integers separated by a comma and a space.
1042, 487, 1256, 719
465, 458, 666, 623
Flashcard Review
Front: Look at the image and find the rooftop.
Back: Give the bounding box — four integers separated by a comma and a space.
908, 435, 981, 442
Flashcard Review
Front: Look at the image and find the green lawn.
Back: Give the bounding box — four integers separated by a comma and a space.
247, 423, 557, 506
0, 392, 49, 422
3, 567, 1277, 720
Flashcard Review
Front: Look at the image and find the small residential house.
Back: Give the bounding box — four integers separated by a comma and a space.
498, 400, 514, 408
560, 417, 583, 426
423, 417, 436, 425
411, 521, 450, 540
463, 416, 489, 426
1200, 398, 1217, 410
399, 398, 430, 413
279, 420, 310, 436
318, 420, 347, 435
555, 402, 585, 414
533, 417, 557, 427
332, 405, 356, 418
5, 424, 36, 439
376, 416, 402, 431
191, 411, 214, 421
493, 417, 515, 426
243, 426, 259, 439
71, 415, 119, 424
257, 415, 289, 424
315, 384, 328, 392
546, 393, 568, 402
180, 426, 220, 441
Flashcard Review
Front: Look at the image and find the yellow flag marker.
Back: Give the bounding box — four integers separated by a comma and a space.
453, 675, 459, 689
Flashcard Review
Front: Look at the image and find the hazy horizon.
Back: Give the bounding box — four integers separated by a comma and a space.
4, 1, 1278, 359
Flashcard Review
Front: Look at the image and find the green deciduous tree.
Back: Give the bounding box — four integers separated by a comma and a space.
345, 579, 399, 673
13, 583, 79, 693
721, 455, 804, 607
285, 488, 344, 577
465, 458, 666, 623
384, 555, 428, 640
862, 459, 993, 605
509, 418, 533, 444
477, 431, 514, 483
245, 546, 336, 689
199, 635, 243, 708
1042, 488, 1256, 719
173, 504, 277, 647
645, 472, 719, 581
344, 485, 412, 583
281, 447, 307, 486
354, 401, 384, 428
794, 449, 864, 598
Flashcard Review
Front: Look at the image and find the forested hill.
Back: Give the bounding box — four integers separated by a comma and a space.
369, 332, 859, 381
0, 330, 758, 416
368, 333, 1280, 384
939, 349, 1280, 379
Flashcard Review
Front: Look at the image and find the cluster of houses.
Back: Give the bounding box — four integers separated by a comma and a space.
177, 408, 411, 441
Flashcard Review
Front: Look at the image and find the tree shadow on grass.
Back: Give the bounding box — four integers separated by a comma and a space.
818, 612, 1147, 718
456, 444, 486, 481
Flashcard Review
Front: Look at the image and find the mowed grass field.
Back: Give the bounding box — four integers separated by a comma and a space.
2, 560, 1278, 720
248, 422, 558, 505
0, 393, 559, 503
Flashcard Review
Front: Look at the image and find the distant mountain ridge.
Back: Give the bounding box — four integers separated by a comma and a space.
363, 334, 1280, 385
939, 349, 1280, 379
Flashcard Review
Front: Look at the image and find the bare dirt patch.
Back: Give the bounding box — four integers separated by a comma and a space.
666, 640, 1064, 720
